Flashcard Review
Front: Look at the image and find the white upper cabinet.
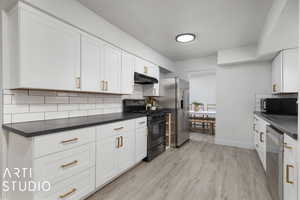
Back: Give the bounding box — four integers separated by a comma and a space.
272, 48, 299, 94
7, 3, 81, 91
102, 44, 122, 94
81, 35, 104, 92
143, 65, 160, 96
121, 51, 135, 94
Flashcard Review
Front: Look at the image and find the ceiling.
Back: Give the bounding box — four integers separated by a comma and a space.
79, 0, 274, 61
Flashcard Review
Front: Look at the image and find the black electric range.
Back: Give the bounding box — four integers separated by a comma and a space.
123, 99, 166, 161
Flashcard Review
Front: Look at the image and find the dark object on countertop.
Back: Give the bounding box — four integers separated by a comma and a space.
2, 112, 146, 137
261, 98, 297, 115
254, 111, 297, 140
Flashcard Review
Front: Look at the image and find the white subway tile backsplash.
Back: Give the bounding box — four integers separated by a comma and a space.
87, 109, 103, 116
95, 98, 103, 104
12, 95, 44, 104
3, 114, 12, 124
12, 112, 44, 123
45, 111, 68, 120
29, 104, 57, 112
4, 104, 29, 114
58, 104, 79, 111
79, 104, 96, 110
69, 110, 88, 118
96, 104, 106, 109
45, 96, 69, 104
69, 97, 88, 104
3, 95, 12, 104
3, 87, 145, 123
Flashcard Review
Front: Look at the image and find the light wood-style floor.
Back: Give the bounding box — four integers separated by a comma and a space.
87, 141, 271, 200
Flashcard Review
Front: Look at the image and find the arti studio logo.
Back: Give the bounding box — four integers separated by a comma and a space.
2, 168, 51, 192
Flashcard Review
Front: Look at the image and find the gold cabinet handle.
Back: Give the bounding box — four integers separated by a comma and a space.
59, 188, 76, 199
101, 80, 105, 90
284, 143, 293, 150
61, 160, 78, 168
273, 84, 277, 92
286, 165, 294, 184
120, 136, 123, 147
105, 81, 108, 91
116, 137, 120, 148
144, 66, 148, 74
61, 138, 79, 144
75, 77, 81, 89
260, 132, 264, 143
139, 121, 146, 124
114, 127, 124, 131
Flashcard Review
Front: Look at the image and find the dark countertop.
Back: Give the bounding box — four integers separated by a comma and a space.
254, 111, 298, 140
2, 112, 147, 137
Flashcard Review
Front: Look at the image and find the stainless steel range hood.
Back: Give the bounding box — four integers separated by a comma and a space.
134, 72, 158, 84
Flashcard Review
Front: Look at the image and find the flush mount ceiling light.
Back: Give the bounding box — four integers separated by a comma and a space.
175, 33, 196, 43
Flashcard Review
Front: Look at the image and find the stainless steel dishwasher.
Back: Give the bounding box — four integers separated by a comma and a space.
266, 125, 284, 200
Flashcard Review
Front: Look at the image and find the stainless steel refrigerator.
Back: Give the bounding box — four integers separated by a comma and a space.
158, 77, 190, 147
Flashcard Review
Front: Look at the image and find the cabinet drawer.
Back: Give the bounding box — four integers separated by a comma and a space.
135, 117, 147, 129
33, 127, 96, 158
34, 167, 95, 200
34, 143, 95, 183
96, 119, 135, 140
284, 134, 297, 161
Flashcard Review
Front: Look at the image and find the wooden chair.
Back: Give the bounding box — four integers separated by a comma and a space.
206, 104, 216, 135
189, 103, 207, 132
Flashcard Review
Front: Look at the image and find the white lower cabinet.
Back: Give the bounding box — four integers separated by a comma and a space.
135, 117, 147, 163
96, 136, 119, 187
283, 134, 298, 200
95, 118, 147, 188
35, 167, 95, 200
7, 117, 148, 200
253, 115, 268, 171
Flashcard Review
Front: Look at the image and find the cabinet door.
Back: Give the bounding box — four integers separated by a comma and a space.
272, 52, 282, 93
103, 44, 121, 93
96, 137, 118, 187
284, 134, 298, 200
135, 57, 147, 75
121, 52, 135, 94
135, 128, 148, 163
282, 48, 298, 93
284, 158, 298, 200
20, 7, 80, 91
118, 131, 135, 172
81, 35, 103, 92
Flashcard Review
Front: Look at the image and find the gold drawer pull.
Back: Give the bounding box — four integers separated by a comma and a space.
120, 136, 123, 147
61, 160, 78, 168
114, 127, 124, 131
284, 143, 293, 150
75, 77, 80, 89
59, 188, 76, 199
61, 138, 79, 144
286, 165, 294, 184
139, 121, 146, 124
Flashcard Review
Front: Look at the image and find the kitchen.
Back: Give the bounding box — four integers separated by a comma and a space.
0, 0, 299, 200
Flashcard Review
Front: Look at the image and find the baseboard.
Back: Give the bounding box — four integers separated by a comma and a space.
215, 138, 254, 150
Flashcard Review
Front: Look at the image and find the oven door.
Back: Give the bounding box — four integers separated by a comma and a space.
266, 125, 283, 200
148, 116, 166, 148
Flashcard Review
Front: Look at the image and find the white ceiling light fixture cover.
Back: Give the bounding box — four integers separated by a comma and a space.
175, 33, 196, 43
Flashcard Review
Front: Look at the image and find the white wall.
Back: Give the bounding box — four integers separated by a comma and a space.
190, 74, 216, 105
174, 55, 217, 80
215, 61, 272, 149
23, 0, 175, 72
